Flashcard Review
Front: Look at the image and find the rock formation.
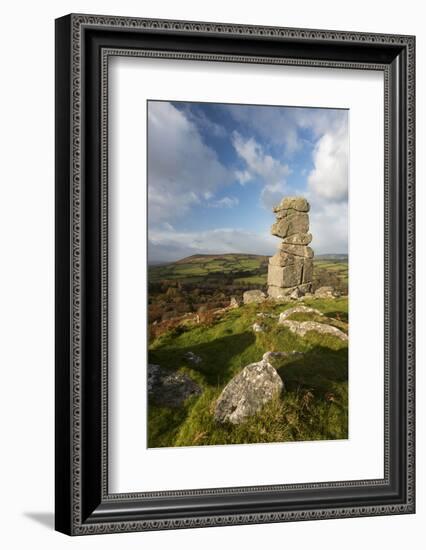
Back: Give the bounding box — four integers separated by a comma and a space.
243, 289, 266, 304
278, 305, 324, 322
278, 319, 348, 341
214, 360, 283, 424
314, 286, 335, 298
267, 197, 314, 299
148, 363, 202, 407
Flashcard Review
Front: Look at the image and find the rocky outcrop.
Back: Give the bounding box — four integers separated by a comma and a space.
315, 286, 335, 298
229, 296, 240, 309
214, 360, 283, 424
252, 322, 265, 333
279, 320, 348, 341
243, 289, 266, 304
148, 363, 202, 407
278, 305, 324, 322
268, 197, 314, 299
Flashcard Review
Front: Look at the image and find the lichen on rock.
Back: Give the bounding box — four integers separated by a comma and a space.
268, 196, 314, 299
214, 360, 283, 424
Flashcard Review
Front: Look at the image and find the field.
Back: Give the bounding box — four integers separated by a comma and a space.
149, 254, 269, 284
148, 254, 348, 324
147, 254, 349, 448
149, 253, 348, 288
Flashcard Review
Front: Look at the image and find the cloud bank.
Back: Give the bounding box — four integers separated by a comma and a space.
147, 101, 349, 261
148, 227, 276, 264
147, 101, 231, 224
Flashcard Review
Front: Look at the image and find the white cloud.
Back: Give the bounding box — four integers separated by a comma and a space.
309, 199, 348, 255
307, 121, 349, 202
232, 132, 291, 209
148, 227, 276, 263
225, 105, 348, 157
260, 181, 288, 211
232, 132, 290, 184
208, 196, 239, 208
226, 105, 301, 154
183, 105, 227, 138
148, 101, 230, 225
301, 112, 349, 254
235, 170, 252, 185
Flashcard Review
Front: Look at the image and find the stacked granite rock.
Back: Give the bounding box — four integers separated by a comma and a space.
267, 197, 314, 299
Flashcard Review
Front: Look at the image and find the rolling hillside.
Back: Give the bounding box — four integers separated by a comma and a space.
149, 253, 348, 290
149, 253, 269, 284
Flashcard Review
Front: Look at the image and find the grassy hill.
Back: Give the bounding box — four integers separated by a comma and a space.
149, 253, 269, 284
149, 253, 348, 289
148, 295, 349, 448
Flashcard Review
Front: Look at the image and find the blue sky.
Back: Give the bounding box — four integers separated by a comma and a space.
147, 100, 348, 263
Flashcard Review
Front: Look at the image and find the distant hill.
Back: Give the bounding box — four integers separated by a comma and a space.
315, 254, 348, 261
148, 252, 348, 287
148, 253, 269, 284
173, 253, 269, 264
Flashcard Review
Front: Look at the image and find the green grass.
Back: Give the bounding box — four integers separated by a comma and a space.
149, 253, 268, 283
148, 297, 348, 447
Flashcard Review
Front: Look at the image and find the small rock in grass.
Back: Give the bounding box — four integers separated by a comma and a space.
257, 312, 278, 319
278, 305, 324, 323
279, 319, 348, 341
290, 287, 303, 300
315, 286, 335, 298
148, 363, 202, 407
243, 289, 266, 304
214, 360, 283, 424
229, 296, 240, 309
252, 322, 265, 333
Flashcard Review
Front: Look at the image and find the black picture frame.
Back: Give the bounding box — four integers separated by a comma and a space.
55, 13, 415, 535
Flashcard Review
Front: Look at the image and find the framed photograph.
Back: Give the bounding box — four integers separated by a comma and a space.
55, 14, 415, 535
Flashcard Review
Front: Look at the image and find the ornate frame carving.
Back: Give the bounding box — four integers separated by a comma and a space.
55, 14, 415, 535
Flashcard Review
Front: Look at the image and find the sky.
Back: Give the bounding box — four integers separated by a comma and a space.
147, 100, 348, 264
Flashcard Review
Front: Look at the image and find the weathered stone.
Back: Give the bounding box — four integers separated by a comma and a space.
214, 361, 283, 424
267, 262, 303, 288
280, 243, 314, 258
148, 364, 202, 407
229, 296, 240, 309
267, 286, 291, 299
273, 197, 310, 212
279, 320, 348, 341
243, 289, 266, 304
269, 251, 296, 267
252, 322, 264, 333
257, 312, 278, 319
147, 364, 161, 394
315, 286, 335, 298
278, 306, 324, 322
290, 287, 303, 299
271, 212, 309, 239
268, 196, 314, 299
302, 259, 314, 283
268, 283, 311, 299
283, 233, 312, 245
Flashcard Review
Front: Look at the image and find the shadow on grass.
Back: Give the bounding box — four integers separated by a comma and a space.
149, 331, 257, 387
276, 345, 348, 394
324, 310, 349, 323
